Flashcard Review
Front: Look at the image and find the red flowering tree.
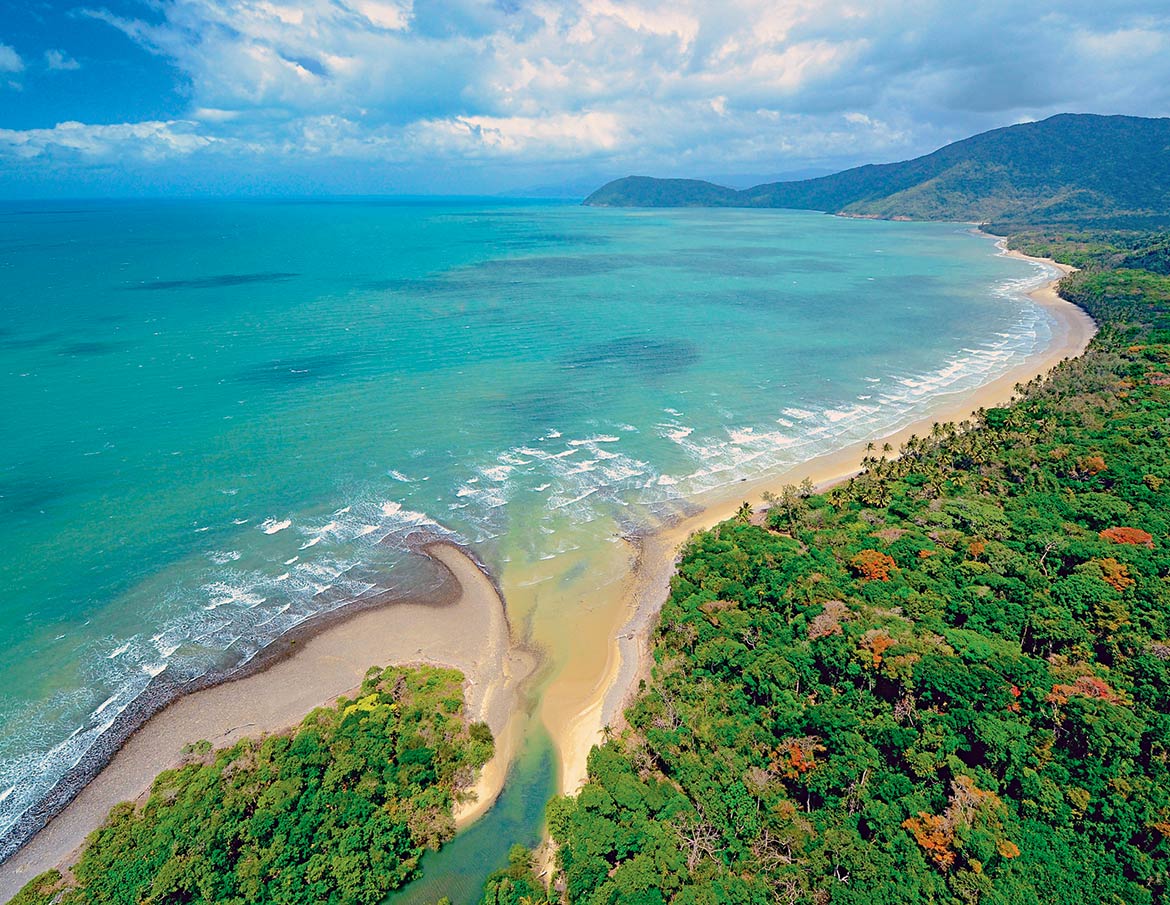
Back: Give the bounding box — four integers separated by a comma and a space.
1099, 526, 1154, 547
850, 548, 897, 581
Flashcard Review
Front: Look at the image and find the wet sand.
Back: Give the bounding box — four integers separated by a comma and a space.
0, 243, 1094, 903
543, 245, 1093, 798
0, 542, 536, 902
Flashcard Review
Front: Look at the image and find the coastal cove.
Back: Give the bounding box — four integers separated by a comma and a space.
551, 242, 1093, 805
0, 202, 1090, 900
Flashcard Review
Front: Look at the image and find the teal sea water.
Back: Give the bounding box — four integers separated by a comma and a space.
0, 199, 1055, 869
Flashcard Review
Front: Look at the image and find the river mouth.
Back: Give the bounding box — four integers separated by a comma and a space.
0, 201, 1081, 897
386, 719, 557, 905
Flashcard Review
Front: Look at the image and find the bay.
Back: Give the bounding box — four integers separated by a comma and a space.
0, 198, 1053, 862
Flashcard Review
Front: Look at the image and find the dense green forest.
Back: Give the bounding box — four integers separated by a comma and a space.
13, 227, 1170, 905
585, 114, 1170, 229
485, 230, 1170, 904
13, 666, 492, 905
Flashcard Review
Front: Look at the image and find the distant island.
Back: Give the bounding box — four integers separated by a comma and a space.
585, 113, 1170, 231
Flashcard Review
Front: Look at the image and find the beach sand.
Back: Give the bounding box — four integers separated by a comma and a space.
0, 542, 536, 902
543, 244, 1093, 801
0, 243, 1094, 902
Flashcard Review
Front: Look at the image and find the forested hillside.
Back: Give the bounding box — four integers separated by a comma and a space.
487, 232, 1170, 903
585, 115, 1170, 229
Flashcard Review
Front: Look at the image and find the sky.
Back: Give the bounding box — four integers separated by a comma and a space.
1, 0, 1169, 196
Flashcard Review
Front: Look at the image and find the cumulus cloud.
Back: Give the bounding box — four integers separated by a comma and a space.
0, 120, 219, 161
0, 42, 23, 73
409, 110, 626, 158
6, 1, 1170, 189
44, 49, 81, 71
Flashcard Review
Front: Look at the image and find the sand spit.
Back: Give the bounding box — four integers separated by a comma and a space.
0, 542, 535, 903
0, 241, 1095, 902
549, 244, 1093, 799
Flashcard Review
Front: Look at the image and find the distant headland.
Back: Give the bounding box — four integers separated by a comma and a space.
585, 113, 1170, 232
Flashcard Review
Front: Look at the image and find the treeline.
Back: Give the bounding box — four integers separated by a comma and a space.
14, 665, 492, 905
487, 229, 1170, 904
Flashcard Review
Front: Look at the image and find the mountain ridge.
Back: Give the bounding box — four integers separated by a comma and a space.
585, 113, 1170, 229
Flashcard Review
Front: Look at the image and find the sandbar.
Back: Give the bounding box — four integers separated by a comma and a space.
0, 542, 535, 902
0, 241, 1096, 902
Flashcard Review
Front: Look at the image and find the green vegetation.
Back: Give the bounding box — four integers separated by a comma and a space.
16, 222, 1170, 905
16, 665, 492, 905
585, 114, 1170, 230
1011, 230, 1170, 276
498, 229, 1170, 903
480, 846, 548, 905
584, 177, 741, 208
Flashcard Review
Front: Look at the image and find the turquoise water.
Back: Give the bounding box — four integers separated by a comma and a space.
0, 199, 1054, 861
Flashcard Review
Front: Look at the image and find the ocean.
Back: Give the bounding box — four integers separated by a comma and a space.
0, 198, 1054, 875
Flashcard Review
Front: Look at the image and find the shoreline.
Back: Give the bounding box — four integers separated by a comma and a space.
0, 239, 1095, 902
0, 530, 454, 866
548, 242, 1094, 800
0, 541, 536, 902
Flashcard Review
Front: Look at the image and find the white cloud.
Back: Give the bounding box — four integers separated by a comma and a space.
582, 0, 701, 51
192, 107, 243, 122
0, 43, 23, 73
44, 49, 82, 71
0, 121, 219, 161
411, 110, 626, 157
346, 0, 413, 30
1074, 26, 1165, 60
6, 1, 1170, 188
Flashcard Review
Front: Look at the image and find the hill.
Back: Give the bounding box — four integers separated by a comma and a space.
585, 114, 1170, 229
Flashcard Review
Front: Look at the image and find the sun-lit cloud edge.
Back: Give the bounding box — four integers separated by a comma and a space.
3, 1, 1170, 192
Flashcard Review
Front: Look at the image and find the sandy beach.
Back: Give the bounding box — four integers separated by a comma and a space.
0, 542, 536, 902
0, 243, 1094, 904
544, 243, 1093, 800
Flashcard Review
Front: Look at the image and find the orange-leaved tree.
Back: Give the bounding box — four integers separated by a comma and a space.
850, 548, 896, 581
1099, 526, 1154, 547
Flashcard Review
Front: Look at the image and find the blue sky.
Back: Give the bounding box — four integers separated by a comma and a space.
2, 0, 1169, 196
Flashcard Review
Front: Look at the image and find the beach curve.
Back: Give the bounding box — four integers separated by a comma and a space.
0, 541, 535, 903
0, 241, 1096, 903
543, 242, 1095, 804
